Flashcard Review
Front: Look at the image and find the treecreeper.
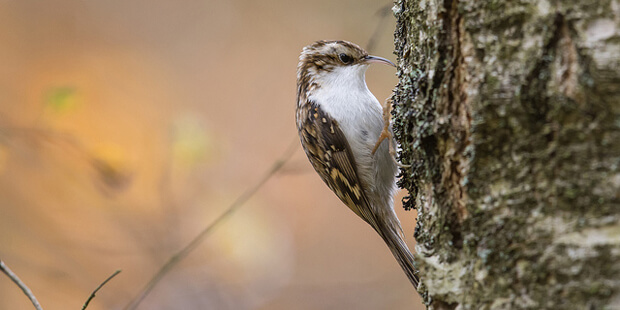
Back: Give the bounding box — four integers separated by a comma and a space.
295, 40, 420, 290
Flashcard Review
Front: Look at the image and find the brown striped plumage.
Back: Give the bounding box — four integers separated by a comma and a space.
295, 40, 420, 290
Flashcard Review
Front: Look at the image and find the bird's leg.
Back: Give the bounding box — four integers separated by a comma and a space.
372, 98, 393, 155
372, 98, 411, 168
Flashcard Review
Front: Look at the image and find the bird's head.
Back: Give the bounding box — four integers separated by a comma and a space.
297, 40, 395, 95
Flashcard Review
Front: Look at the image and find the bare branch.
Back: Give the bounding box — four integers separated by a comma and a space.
123, 138, 298, 310
366, 4, 393, 54
81, 269, 122, 310
0, 259, 43, 310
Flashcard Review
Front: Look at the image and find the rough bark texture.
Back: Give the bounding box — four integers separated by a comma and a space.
392, 0, 620, 309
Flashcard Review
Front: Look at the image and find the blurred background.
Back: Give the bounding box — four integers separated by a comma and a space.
0, 0, 422, 309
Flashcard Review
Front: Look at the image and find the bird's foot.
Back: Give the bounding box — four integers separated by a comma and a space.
372, 98, 411, 168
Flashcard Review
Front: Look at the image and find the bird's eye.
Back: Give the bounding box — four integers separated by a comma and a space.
338, 53, 353, 64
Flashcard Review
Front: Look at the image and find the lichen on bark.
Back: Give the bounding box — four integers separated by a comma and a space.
392, 0, 620, 309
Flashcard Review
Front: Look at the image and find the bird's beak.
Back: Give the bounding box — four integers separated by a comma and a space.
363, 55, 396, 67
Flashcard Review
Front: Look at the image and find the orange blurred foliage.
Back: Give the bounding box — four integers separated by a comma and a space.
0, 1, 422, 309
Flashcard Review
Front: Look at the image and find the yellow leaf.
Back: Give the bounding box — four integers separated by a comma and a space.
45, 86, 79, 113
171, 115, 214, 167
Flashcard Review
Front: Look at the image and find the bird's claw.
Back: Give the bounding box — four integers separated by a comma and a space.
372, 98, 411, 168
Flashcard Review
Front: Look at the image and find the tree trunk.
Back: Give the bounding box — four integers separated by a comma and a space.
392, 1, 620, 309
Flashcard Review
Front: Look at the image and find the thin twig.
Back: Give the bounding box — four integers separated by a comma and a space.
366, 4, 393, 54
0, 259, 43, 310
123, 138, 299, 310
81, 269, 122, 310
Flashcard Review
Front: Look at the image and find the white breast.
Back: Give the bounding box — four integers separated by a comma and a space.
308, 64, 398, 211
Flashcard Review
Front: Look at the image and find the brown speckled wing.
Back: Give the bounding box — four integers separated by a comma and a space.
297, 101, 377, 228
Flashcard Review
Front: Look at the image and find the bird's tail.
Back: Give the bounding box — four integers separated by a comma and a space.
375, 220, 420, 290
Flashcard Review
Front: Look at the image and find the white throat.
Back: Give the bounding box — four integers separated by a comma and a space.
315, 64, 369, 93
307, 64, 380, 124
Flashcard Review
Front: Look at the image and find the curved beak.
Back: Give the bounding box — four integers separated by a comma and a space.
363, 55, 395, 67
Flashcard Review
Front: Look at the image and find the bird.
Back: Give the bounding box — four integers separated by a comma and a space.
295, 40, 419, 289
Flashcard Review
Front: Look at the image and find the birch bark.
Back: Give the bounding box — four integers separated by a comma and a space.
392, 1, 620, 309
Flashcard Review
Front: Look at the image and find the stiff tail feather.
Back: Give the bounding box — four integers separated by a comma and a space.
375, 221, 420, 290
